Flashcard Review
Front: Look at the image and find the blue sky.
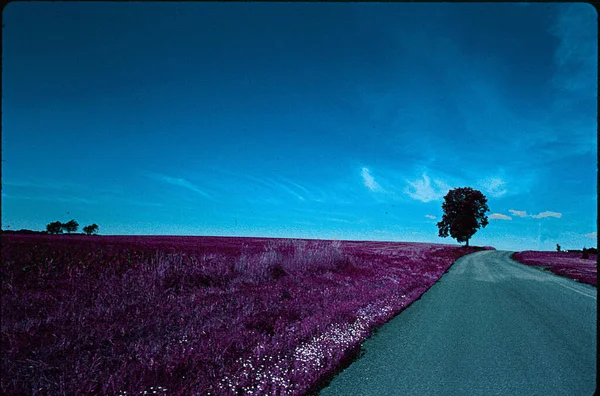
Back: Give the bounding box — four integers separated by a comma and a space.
2, 2, 597, 251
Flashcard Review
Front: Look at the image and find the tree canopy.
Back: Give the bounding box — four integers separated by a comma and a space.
437, 187, 489, 247
83, 224, 99, 235
46, 221, 63, 234
62, 219, 79, 234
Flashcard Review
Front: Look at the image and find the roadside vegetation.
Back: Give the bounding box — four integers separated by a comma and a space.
512, 250, 597, 287
1, 234, 490, 395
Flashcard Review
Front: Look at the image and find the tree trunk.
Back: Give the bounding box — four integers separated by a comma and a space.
465, 238, 469, 247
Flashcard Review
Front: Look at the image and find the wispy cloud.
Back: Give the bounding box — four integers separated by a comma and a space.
280, 177, 311, 196
150, 173, 214, 200
489, 213, 512, 220
547, 3, 597, 155
273, 179, 306, 201
326, 217, 352, 224
479, 177, 507, 198
242, 174, 279, 190
361, 167, 382, 192
239, 174, 308, 201
550, 4, 597, 97
508, 209, 528, 217
531, 211, 562, 219
3, 179, 83, 191
585, 232, 597, 239
55, 196, 97, 204
113, 198, 164, 208
425, 214, 436, 220
405, 173, 449, 203
2, 193, 96, 205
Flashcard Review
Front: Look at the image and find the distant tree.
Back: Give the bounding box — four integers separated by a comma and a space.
437, 187, 490, 247
62, 219, 79, 234
46, 221, 63, 234
582, 247, 590, 259
83, 223, 99, 235
556, 244, 561, 252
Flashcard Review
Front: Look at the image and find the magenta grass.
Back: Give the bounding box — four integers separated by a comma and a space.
512, 251, 597, 287
1, 234, 491, 395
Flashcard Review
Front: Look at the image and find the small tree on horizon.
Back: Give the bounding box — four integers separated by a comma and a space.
46, 221, 63, 234
83, 223, 99, 235
556, 244, 561, 252
62, 219, 79, 234
437, 187, 490, 247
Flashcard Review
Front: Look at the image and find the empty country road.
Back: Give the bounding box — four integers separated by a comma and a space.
320, 250, 597, 396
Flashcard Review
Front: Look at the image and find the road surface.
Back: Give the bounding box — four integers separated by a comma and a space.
320, 250, 597, 395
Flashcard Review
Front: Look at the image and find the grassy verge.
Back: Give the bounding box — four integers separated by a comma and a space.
2, 235, 487, 395
512, 251, 596, 287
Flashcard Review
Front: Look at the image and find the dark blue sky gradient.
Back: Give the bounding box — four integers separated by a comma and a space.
2, 2, 597, 250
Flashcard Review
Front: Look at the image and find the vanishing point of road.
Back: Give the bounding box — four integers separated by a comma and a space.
320, 250, 597, 395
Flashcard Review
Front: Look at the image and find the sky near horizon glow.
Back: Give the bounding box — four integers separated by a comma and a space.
2, 2, 597, 251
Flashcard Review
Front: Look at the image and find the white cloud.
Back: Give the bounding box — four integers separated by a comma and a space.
489, 213, 512, 220
405, 173, 449, 203
425, 214, 436, 220
361, 167, 382, 192
585, 232, 597, 239
502, 209, 562, 220
531, 211, 562, 219
480, 177, 507, 198
508, 209, 527, 217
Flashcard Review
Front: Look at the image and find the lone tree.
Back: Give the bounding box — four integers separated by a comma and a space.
62, 219, 79, 234
46, 221, 63, 234
83, 223, 99, 235
437, 187, 490, 247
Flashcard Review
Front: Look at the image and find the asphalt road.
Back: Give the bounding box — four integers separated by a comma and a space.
320, 250, 597, 396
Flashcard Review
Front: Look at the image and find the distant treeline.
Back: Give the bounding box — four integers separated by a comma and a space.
2, 220, 100, 235
45, 220, 99, 235
2, 229, 49, 235
556, 244, 597, 255
566, 248, 597, 254
1, 229, 99, 236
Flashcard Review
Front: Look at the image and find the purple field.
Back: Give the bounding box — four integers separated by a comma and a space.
1, 234, 492, 395
512, 251, 597, 287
